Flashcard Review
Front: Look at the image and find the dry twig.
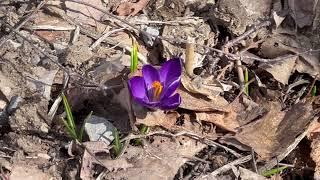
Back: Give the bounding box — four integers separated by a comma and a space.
120, 130, 243, 158
198, 155, 252, 179
223, 20, 271, 49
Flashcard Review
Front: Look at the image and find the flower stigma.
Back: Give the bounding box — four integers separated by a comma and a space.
152, 81, 163, 100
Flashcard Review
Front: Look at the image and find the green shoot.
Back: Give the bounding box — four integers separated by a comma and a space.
79, 111, 93, 142
112, 128, 122, 157
244, 68, 249, 95
130, 39, 138, 73
134, 124, 150, 145
61, 93, 92, 142
140, 124, 150, 135
312, 85, 317, 96
262, 166, 288, 177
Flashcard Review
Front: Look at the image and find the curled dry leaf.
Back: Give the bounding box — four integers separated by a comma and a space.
178, 88, 229, 112
181, 74, 224, 100
195, 96, 267, 132
80, 141, 111, 179
259, 56, 297, 85
272, 11, 286, 28
259, 34, 320, 79
235, 98, 319, 160
116, 0, 150, 16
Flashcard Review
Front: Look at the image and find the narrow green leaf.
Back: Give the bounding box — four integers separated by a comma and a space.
312, 85, 317, 97
134, 124, 149, 145
61, 93, 76, 131
78, 111, 93, 142
62, 118, 78, 140
130, 40, 138, 73
112, 128, 122, 157
140, 124, 149, 135
262, 166, 288, 177
244, 68, 249, 95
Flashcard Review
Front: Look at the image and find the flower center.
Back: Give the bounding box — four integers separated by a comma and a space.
152, 81, 163, 100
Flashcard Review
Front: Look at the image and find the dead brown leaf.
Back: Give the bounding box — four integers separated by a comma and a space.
239, 167, 267, 180
103, 136, 206, 180
196, 111, 238, 132
235, 99, 318, 160
311, 138, 320, 178
195, 96, 266, 132
47, 0, 107, 32
10, 163, 53, 180
80, 141, 110, 179
288, 0, 315, 28
178, 88, 229, 112
135, 110, 217, 138
181, 74, 224, 100
259, 34, 320, 79
116, 0, 150, 16
136, 110, 178, 129
259, 56, 297, 85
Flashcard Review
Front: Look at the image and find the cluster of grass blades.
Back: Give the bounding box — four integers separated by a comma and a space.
61, 39, 148, 157
61, 93, 92, 142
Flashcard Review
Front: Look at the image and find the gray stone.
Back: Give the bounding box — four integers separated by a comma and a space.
84, 115, 115, 145
142, 27, 160, 47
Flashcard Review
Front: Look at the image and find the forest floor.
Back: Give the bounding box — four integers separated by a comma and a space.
0, 0, 320, 179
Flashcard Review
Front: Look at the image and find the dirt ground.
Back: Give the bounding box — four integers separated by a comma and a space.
0, 0, 320, 179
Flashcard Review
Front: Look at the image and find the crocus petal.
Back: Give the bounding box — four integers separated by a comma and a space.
128, 76, 159, 108
159, 58, 182, 86
161, 77, 180, 98
159, 93, 181, 110
128, 76, 148, 99
142, 65, 160, 90
135, 98, 159, 109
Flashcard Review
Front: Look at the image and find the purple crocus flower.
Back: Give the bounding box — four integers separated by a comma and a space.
128, 58, 182, 110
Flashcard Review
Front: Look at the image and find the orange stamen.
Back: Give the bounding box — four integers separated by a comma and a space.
152, 81, 163, 100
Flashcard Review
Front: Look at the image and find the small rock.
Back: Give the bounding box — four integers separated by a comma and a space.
142, 27, 160, 47
37, 153, 51, 160
7, 40, 22, 49
40, 123, 49, 133
30, 54, 41, 65
0, 100, 6, 110
0, 110, 8, 125
53, 42, 68, 55
84, 115, 115, 145
7, 96, 23, 114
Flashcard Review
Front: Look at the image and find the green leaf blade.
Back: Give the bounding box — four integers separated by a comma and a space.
130, 40, 138, 73
61, 93, 76, 130
112, 128, 122, 157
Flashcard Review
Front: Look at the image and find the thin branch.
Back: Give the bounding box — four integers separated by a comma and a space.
223, 20, 271, 49
199, 155, 252, 178
120, 130, 243, 158
89, 28, 125, 50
